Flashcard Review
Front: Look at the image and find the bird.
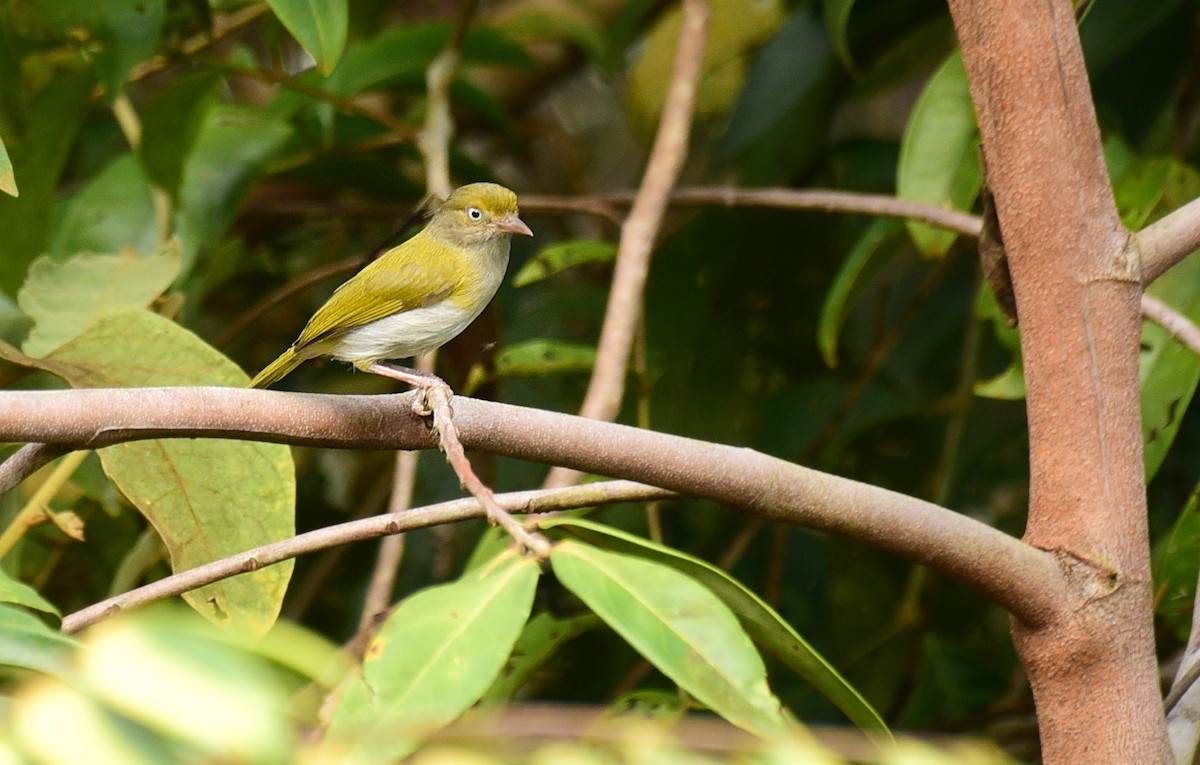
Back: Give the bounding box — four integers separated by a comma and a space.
249, 182, 532, 390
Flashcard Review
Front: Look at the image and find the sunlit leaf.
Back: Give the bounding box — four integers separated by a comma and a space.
513, 239, 617, 287
0, 569, 58, 616
543, 519, 889, 736
41, 308, 295, 636
496, 340, 596, 378
817, 219, 904, 368
19, 244, 181, 357
265, 0, 348, 74
551, 540, 793, 741
897, 51, 981, 258
0, 136, 15, 198
328, 552, 539, 763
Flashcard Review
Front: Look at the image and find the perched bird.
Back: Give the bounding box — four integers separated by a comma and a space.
250, 182, 532, 389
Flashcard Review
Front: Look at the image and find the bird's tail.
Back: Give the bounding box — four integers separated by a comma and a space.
249, 347, 304, 388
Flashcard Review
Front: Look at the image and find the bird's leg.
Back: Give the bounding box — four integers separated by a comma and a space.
363, 362, 451, 416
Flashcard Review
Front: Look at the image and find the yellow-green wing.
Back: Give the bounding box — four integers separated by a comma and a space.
293, 234, 461, 351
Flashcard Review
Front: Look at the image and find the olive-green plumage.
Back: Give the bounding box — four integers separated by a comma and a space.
250, 183, 532, 388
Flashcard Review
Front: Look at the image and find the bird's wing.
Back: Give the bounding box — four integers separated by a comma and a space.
292, 235, 461, 351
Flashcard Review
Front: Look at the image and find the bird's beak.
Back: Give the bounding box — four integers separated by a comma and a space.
495, 213, 533, 237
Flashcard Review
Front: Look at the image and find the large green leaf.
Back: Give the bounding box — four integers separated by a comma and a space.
897, 51, 981, 258
49, 154, 160, 261
0, 135, 15, 197
544, 519, 888, 736
817, 219, 904, 368
327, 552, 539, 763
550, 540, 793, 741
265, 0, 348, 75
19, 245, 181, 358
41, 308, 295, 636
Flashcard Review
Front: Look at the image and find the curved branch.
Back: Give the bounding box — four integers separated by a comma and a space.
61, 480, 670, 634
0, 442, 66, 495
0, 387, 1066, 628
1142, 294, 1200, 357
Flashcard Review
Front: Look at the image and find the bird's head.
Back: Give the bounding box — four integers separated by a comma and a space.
430, 182, 533, 245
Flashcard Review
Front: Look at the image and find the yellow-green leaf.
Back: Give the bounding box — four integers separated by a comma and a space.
0, 136, 16, 198
328, 552, 539, 763
44, 308, 294, 636
551, 541, 793, 741
513, 239, 616, 287
18, 244, 182, 358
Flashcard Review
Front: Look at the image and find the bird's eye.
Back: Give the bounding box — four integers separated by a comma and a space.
467, 207, 483, 221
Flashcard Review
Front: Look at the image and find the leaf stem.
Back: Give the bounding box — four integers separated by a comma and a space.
0, 450, 88, 559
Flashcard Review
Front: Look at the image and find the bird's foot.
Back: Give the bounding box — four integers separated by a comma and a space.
364, 362, 451, 416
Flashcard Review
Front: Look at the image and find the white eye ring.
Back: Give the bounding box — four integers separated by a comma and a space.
467, 207, 483, 221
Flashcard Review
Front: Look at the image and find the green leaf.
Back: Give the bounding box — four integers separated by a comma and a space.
48, 154, 160, 261
265, 0, 348, 75
19, 245, 182, 358
973, 283, 1025, 400
823, 0, 859, 73
1108, 143, 1171, 231
897, 51, 981, 258
817, 219, 904, 368
0, 605, 76, 676
138, 72, 223, 199
42, 308, 295, 636
550, 540, 793, 741
513, 239, 617, 287
0, 73, 93, 297
0, 135, 15, 197
496, 340, 596, 379
0, 568, 58, 616
543, 519, 888, 736
481, 611, 600, 703
28, 0, 164, 96
176, 104, 293, 267
328, 552, 539, 763
1154, 485, 1200, 639
1141, 251, 1200, 482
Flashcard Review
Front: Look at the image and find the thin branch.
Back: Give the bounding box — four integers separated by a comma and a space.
0, 443, 66, 496
62, 480, 671, 634
572, 1, 708, 419
127, 3, 271, 84
0, 386, 1066, 628
1138, 195, 1200, 284
1142, 294, 1200, 357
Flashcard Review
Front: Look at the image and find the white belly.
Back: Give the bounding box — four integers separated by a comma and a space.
329, 300, 481, 363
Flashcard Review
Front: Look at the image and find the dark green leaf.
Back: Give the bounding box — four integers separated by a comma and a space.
543, 519, 889, 735
823, 0, 859, 73
897, 51, 981, 258
817, 219, 904, 368
1155, 486, 1200, 638
481, 611, 600, 703
973, 284, 1025, 400
496, 340, 596, 379
266, 0, 348, 75
513, 239, 617, 287
138, 72, 223, 199
28, 0, 164, 96
551, 540, 793, 741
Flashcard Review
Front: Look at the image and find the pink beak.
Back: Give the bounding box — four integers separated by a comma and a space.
495, 212, 533, 237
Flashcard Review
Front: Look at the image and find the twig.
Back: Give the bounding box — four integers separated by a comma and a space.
356, 450, 417, 633
546, 0, 709, 487
1139, 195, 1200, 284
0, 450, 88, 558
127, 3, 271, 84
1141, 294, 1200, 357
0, 443, 66, 496
61, 480, 670, 633
426, 385, 551, 556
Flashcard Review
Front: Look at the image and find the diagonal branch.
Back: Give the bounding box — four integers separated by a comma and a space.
0, 386, 1066, 628
1142, 294, 1200, 357
1138, 195, 1200, 284
62, 480, 672, 634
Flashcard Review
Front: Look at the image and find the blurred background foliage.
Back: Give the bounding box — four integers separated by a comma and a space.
0, 0, 1199, 761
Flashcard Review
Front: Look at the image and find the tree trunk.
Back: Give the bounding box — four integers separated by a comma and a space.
947, 0, 1166, 761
